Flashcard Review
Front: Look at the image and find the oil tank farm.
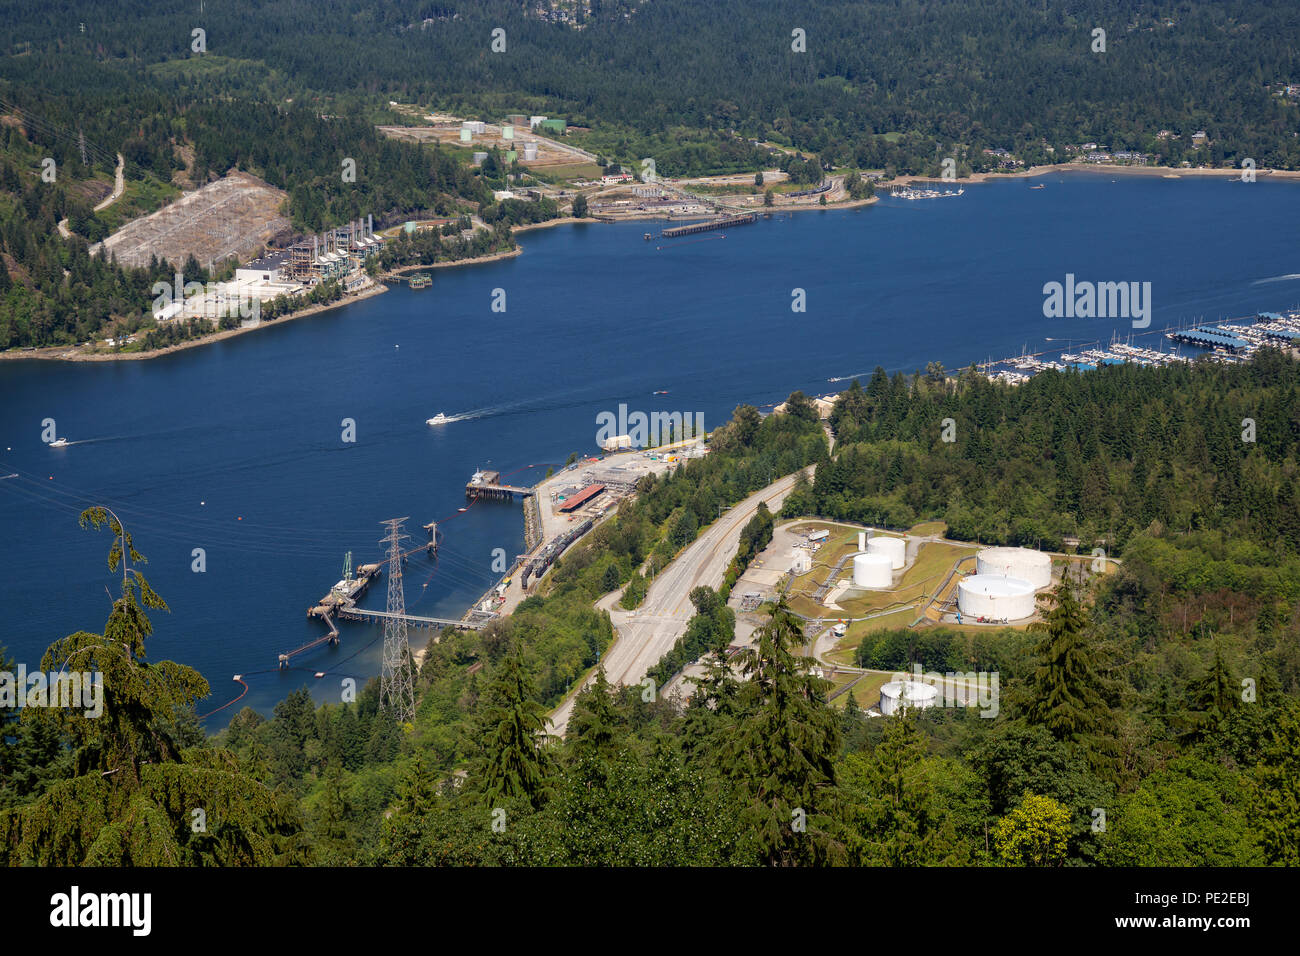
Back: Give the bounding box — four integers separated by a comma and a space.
853, 553, 894, 588
879, 680, 938, 716
867, 535, 907, 570
958, 574, 1036, 620
977, 547, 1052, 589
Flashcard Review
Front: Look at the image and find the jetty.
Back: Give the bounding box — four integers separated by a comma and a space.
466, 468, 534, 501
661, 213, 757, 239
289, 555, 482, 668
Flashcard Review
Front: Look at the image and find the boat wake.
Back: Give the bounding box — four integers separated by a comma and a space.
1252, 273, 1300, 285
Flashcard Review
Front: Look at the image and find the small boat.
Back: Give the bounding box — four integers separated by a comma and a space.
457, 507, 468, 513
426, 412, 450, 426
1029, 184, 1045, 190
49, 438, 69, 448
653, 389, 669, 395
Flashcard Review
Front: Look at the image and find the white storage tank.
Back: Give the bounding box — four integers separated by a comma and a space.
867, 535, 906, 570
853, 553, 893, 588
879, 680, 938, 716
958, 574, 1037, 620
977, 547, 1052, 589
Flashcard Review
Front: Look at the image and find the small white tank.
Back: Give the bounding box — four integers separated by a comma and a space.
867, 535, 906, 570
879, 680, 938, 716
853, 553, 893, 588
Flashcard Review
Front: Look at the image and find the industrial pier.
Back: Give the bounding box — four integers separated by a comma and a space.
465, 469, 535, 501
288, 549, 483, 668
660, 213, 757, 239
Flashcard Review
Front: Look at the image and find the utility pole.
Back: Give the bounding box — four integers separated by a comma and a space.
380, 517, 415, 723
77, 130, 87, 167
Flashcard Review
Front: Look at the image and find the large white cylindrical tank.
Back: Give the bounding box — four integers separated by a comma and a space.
867, 535, 906, 570
958, 574, 1036, 620
977, 547, 1052, 589
853, 553, 893, 588
879, 680, 938, 716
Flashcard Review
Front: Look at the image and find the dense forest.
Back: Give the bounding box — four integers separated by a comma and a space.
6, 0, 1300, 175
789, 353, 1300, 555
4, 354, 1299, 866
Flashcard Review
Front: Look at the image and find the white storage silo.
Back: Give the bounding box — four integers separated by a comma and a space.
867, 535, 906, 570
958, 574, 1036, 620
853, 553, 893, 588
977, 547, 1052, 589
879, 680, 938, 716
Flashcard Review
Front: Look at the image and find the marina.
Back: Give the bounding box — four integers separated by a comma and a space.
889, 185, 965, 200
980, 309, 1300, 384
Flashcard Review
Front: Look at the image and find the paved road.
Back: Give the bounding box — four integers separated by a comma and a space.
547, 468, 807, 737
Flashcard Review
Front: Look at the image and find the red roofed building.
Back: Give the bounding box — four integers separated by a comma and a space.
558, 483, 605, 513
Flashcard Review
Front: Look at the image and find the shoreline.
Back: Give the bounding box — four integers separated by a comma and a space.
891, 160, 1300, 187
2, 244, 524, 363
8, 162, 1291, 363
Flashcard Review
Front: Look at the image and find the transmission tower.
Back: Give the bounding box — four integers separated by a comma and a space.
379, 518, 415, 723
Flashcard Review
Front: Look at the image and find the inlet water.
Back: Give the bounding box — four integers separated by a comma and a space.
1, 171, 1296, 726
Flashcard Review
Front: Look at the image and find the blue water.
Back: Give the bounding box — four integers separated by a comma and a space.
2, 171, 1298, 726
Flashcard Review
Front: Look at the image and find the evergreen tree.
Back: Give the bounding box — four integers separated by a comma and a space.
716, 596, 846, 865
1024, 579, 1116, 773
567, 667, 621, 761
474, 643, 553, 810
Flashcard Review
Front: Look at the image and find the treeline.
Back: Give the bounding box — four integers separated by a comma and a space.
783, 352, 1300, 557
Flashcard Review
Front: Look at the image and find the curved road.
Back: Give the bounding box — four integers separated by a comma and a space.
547, 467, 808, 737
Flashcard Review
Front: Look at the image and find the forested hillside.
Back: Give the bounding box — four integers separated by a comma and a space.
6, 0, 1299, 175
3, 0, 1299, 347
5, 354, 1299, 866
788, 352, 1300, 555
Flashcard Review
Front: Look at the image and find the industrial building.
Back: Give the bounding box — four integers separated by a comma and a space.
558, 484, 605, 513
283, 215, 384, 284
155, 215, 382, 324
